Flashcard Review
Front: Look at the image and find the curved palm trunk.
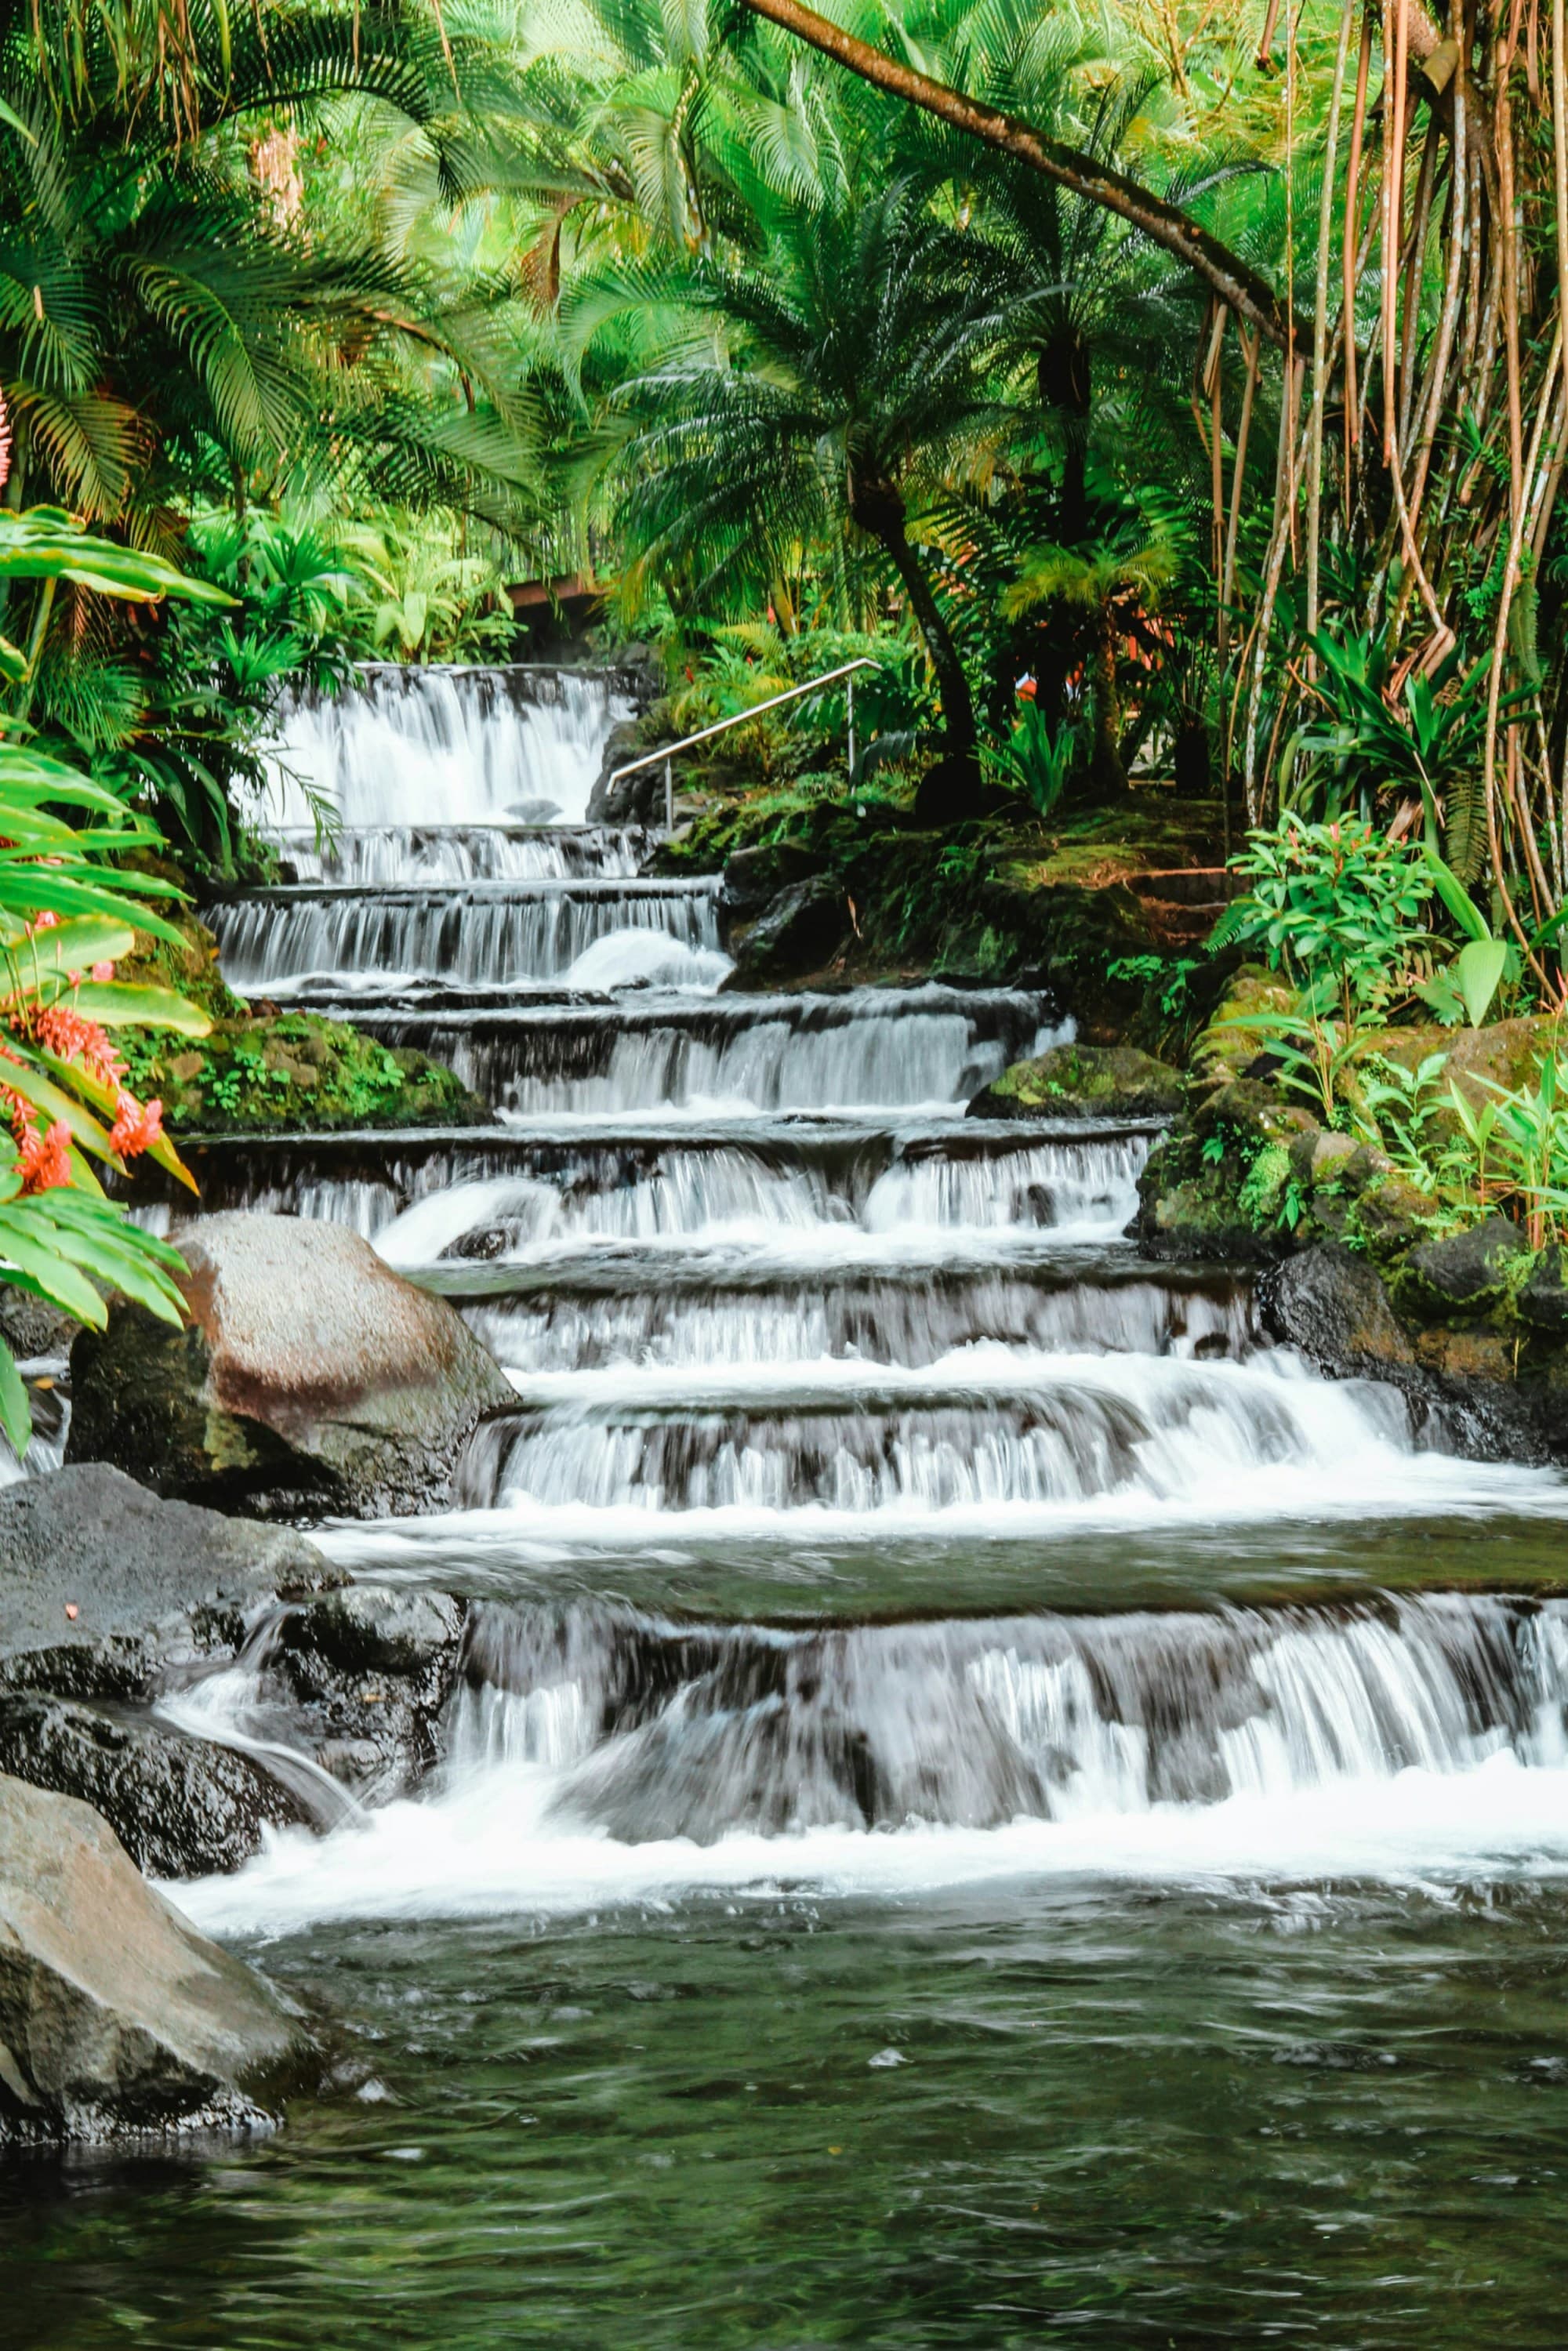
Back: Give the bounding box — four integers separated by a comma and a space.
848, 477, 978, 793
1086, 604, 1129, 800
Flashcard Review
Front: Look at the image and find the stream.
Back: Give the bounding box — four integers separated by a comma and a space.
12, 664, 1568, 2346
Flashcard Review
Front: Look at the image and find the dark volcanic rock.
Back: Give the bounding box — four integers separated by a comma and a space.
274, 1585, 466, 1803
68, 1213, 516, 1518
971, 1040, 1183, 1123
1393, 1217, 1529, 1319
0, 1693, 305, 1878
1520, 1245, 1568, 1333
0, 1772, 313, 2143
1265, 1242, 1568, 1464
587, 721, 660, 824
0, 1286, 77, 1362
1265, 1244, 1420, 1381
720, 842, 824, 918
727, 877, 850, 986
0, 1464, 338, 1695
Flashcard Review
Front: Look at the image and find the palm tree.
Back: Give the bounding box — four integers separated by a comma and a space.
599, 178, 1013, 810
0, 0, 545, 536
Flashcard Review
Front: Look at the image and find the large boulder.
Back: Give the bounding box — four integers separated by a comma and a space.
970, 1040, 1182, 1122
68, 1214, 516, 1516
0, 1464, 339, 1874
0, 1772, 313, 2143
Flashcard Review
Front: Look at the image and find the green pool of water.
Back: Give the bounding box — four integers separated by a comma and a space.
7, 1881, 1568, 2349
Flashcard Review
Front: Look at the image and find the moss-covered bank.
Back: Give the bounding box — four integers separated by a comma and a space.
662, 773, 1229, 1036
114, 883, 482, 1136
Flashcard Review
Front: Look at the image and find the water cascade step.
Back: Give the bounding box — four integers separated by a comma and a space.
266, 663, 633, 834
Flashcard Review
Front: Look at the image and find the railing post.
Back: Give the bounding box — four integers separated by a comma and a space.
665, 755, 673, 832
847, 673, 856, 782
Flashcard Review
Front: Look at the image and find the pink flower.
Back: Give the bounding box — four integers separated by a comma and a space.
90, 962, 114, 984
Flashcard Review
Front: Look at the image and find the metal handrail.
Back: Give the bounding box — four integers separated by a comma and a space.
605, 658, 880, 828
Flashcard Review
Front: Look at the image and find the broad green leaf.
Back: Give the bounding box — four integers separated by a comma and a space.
0, 1332, 31, 1457
0, 1218, 109, 1321
1454, 937, 1508, 1029
61, 984, 211, 1036
0, 921, 137, 989
1422, 846, 1491, 943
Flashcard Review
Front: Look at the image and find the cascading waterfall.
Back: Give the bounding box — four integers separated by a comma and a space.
207, 876, 726, 996
176, 1588, 1568, 1939
265, 663, 632, 833
166, 661, 1568, 1936
375, 988, 1056, 1115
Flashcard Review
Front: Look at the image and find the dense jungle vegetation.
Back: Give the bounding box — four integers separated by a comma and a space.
5, 0, 1568, 1413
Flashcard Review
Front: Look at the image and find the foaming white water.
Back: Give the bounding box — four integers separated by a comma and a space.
209, 880, 722, 996
171, 1757, 1568, 1939
563, 930, 733, 992
275, 825, 644, 887
266, 666, 630, 833
173, 1595, 1568, 1937
366, 1132, 1146, 1274
459, 1348, 1429, 1518
375, 1154, 833, 1269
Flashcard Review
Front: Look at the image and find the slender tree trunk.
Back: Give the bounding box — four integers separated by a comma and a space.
849, 477, 978, 786
1087, 604, 1129, 800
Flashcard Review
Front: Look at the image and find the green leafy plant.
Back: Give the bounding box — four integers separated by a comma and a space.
1211, 815, 1433, 1022
1207, 1003, 1369, 1127
989, 703, 1077, 819
1281, 629, 1526, 882
0, 484, 211, 1449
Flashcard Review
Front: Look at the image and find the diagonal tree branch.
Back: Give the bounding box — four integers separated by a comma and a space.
735, 0, 1310, 356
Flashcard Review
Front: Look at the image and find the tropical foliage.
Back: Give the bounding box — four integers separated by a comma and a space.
0, 430, 212, 1450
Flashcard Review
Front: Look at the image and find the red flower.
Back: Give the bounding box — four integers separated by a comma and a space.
17, 1119, 72, 1194
109, 1090, 162, 1159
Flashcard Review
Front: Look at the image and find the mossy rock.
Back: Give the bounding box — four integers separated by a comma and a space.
118, 1012, 485, 1136
970, 1041, 1182, 1122
1189, 964, 1296, 1090
1390, 1217, 1531, 1324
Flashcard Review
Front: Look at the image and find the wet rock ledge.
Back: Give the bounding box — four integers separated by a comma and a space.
0, 1467, 470, 1878
0, 1464, 481, 2143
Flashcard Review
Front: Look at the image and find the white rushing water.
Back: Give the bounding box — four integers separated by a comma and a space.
265, 665, 631, 833
162, 665, 1568, 1946
176, 1592, 1568, 1937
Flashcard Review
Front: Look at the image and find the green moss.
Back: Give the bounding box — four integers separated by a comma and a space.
118, 1011, 483, 1135
1237, 1140, 1292, 1225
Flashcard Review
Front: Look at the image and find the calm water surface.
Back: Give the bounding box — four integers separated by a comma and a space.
7, 1881, 1568, 2349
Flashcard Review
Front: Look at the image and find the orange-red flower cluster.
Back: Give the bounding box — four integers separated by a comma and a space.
13, 1118, 71, 1194
0, 925, 162, 1191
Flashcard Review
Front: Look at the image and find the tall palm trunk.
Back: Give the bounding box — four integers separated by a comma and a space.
848, 474, 978, 798
1086, 603, 1128, 800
